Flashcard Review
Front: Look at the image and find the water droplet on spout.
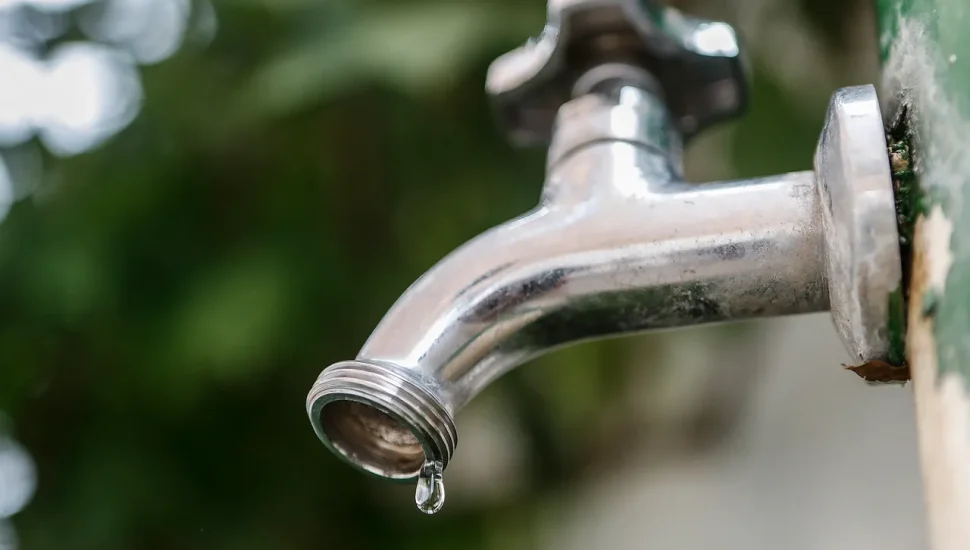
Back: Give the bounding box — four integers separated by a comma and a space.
414, 460, 445, 514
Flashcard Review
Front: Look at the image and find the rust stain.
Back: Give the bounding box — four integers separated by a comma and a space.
845, 359, 912, 384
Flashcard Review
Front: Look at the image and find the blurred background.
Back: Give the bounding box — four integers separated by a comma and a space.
0, 0, 928, 548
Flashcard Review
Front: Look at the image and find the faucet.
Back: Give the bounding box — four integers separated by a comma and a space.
306, 0, 903, 512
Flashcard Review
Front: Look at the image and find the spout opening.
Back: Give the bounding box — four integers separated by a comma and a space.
307, 360, 457, 481
318, 400, 426, 477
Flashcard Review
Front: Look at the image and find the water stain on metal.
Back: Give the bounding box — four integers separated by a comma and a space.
465, 267, 571, 322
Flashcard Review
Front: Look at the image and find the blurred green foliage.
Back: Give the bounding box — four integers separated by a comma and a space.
0, 0, 869, 548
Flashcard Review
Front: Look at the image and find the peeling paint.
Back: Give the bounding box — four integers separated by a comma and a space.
922, 206, 955, 292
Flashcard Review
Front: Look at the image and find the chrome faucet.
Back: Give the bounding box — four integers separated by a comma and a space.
306, 0, 902, 512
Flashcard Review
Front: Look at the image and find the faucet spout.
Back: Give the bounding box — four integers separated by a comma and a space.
307, 88, 828, 481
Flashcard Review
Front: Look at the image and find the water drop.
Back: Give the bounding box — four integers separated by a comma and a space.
414, 460, 445, 515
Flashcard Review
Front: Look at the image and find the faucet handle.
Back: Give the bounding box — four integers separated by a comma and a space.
487, 0, 748, 147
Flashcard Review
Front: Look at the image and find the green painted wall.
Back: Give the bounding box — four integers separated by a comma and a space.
878, 0, 970, 383
878, 2, 970, 548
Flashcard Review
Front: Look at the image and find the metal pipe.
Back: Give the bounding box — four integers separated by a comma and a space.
306, 87, 827, 481
359, 153, 825, 413
305, 0, 902, 518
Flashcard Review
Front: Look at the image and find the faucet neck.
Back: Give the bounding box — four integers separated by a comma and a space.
546, 82, 684, 180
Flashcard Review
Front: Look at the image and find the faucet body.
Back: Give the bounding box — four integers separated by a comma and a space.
306, 0, 902, 490
354, 87, 826, 415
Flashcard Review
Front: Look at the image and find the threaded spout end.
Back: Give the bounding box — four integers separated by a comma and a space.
306, 360, 457, 480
